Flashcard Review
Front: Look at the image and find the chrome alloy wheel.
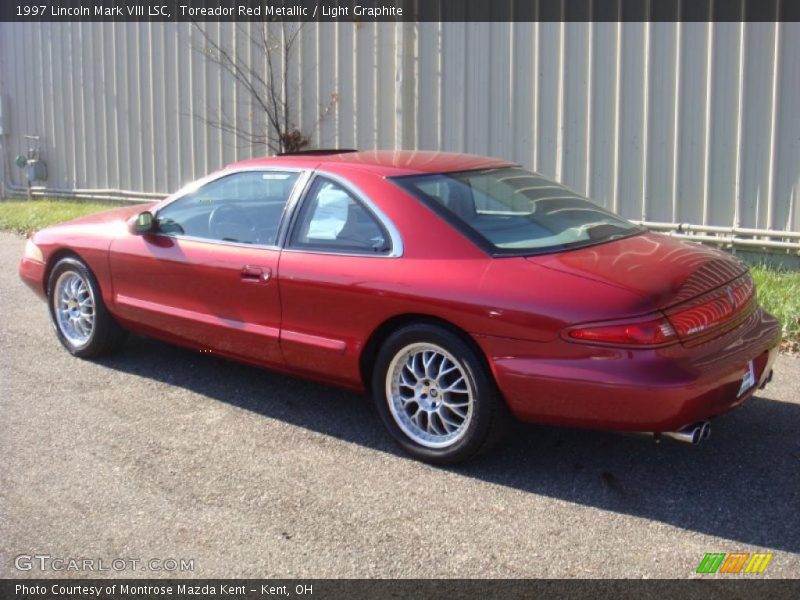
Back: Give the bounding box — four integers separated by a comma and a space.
386, 342, 475, 448
53, 271, 95, 347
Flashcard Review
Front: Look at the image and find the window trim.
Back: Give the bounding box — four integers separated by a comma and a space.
151, 167, 312, 251
283, 171, 404, 258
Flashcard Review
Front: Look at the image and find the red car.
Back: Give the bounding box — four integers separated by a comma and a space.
19, 151, 780, 464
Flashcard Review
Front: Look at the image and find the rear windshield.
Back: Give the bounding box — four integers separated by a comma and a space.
391, 167, 643, 256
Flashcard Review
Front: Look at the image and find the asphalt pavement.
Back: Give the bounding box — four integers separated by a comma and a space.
1, 231, 799, 578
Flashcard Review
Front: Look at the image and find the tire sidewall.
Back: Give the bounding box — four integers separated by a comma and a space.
372, 324, 498, 464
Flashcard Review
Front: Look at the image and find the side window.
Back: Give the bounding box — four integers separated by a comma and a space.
156, 171, 300, 245
289, 177, 391, 254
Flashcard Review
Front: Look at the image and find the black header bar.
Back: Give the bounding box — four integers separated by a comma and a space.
2, 0, 800, 23
2, 579, 800, 600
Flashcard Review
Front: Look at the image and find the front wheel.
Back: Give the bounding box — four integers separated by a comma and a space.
372, 324, 509, 464
47, 256, 128, 357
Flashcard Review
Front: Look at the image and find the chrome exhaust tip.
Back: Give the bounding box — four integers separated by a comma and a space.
660, 421, 710, 445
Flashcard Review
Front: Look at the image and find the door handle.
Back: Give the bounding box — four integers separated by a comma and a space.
241, 265, 272, 283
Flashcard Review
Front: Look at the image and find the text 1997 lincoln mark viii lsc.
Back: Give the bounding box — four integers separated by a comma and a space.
19, 150, 780, 464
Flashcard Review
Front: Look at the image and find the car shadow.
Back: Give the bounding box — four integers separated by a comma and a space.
98, 335, 800, 554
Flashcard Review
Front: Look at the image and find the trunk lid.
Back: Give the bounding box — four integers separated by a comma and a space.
528, 231, 754, 343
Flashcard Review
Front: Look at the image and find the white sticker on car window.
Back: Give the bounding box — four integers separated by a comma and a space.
307, 186, 349, 240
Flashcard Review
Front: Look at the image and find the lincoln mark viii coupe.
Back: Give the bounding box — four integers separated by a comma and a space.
19, 151, 780, 463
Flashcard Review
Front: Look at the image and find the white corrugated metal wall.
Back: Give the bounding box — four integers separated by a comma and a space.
0, 21, 798, 232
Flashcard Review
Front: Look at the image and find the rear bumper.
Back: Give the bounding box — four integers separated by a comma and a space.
476, 307, 781, 432
19, 257, 47, 300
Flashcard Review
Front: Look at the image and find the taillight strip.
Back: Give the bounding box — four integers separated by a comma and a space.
666, 275, 755, 341
563, 314, 678, 347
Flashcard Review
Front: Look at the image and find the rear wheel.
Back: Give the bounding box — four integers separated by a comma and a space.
372, 323, 508, 464
47, 257, 127, 357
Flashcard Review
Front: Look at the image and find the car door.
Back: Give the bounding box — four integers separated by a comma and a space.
278, 173, 401, 385
109, 168, 308, 366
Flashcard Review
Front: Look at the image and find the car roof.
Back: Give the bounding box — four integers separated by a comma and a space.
229, 150, 514, 177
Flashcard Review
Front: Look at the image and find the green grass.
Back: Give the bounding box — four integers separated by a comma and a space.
1, 196, 798, 351
0, 197, 128, 236
750, 265, 800, 352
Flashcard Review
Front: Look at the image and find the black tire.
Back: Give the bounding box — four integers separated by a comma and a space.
371, 323, 509, 465
47, 256, 128, 358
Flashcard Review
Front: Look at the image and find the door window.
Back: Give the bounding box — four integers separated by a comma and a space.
156, 171, 300, 246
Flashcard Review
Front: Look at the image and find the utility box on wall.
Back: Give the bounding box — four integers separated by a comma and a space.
0, 94, 8, 136
25, 159, 47, 182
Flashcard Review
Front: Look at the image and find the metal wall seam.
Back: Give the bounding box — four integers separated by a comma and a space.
611, 21, 622, 213
641, 21, 650, 221
671, 21, 682, 223
701, 21, 714, 225
733, 21, 746, 229
765, 21, 781, 230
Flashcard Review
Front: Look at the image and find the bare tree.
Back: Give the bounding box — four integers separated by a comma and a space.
192, 22, 337, 155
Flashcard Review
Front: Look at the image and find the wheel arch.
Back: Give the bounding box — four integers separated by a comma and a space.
359, 313, 500, 395
44, 248, 86, 295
